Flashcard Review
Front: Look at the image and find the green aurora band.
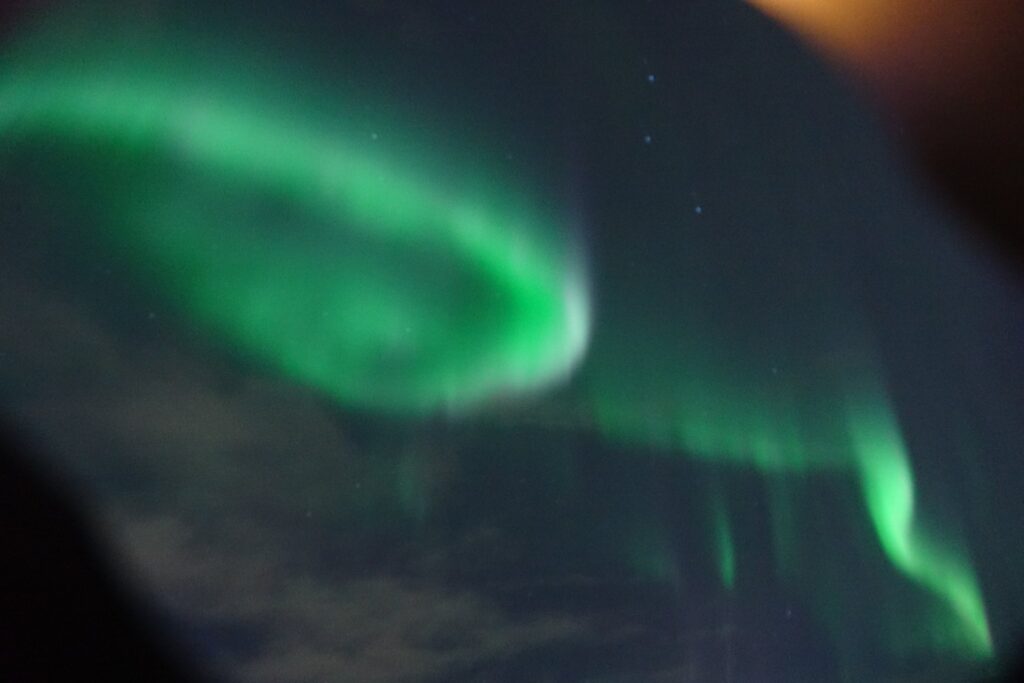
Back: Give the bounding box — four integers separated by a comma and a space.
843, 372, 992, 656
587, 346, 993, 658
0, 21, 993, 665
0, 33, 591, 414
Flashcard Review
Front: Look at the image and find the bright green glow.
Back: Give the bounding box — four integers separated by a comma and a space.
0, 16, 995, 669
844, 382, 993, 657
0, 32, 590, 414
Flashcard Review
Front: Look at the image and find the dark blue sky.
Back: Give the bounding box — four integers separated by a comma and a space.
2, 1, 1023, 681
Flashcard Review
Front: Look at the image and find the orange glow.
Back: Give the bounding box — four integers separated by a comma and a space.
746, 0, 1021, 112
748, 0, 1024, 271
747, 0, 897, 66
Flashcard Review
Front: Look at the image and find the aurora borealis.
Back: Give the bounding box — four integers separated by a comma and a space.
0, 28, 590, 414
2, 2, 1022, 682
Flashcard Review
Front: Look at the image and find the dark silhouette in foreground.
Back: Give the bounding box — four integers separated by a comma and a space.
0, 420, 213, 682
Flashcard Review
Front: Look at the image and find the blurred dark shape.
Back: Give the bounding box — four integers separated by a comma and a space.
749, 0, 1024, 271
984, 648, 1024, 683
0, 419, 210, 682
0, 1, 47, 38
910, 43, 1024, 273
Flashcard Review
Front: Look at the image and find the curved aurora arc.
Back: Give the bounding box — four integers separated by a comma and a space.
0, 37, 591, 414
0, 18, 993, 668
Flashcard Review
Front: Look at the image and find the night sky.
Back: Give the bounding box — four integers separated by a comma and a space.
2, 1, 1024, 681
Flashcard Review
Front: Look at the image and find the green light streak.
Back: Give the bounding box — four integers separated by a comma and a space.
712, 493, 736, 591
844, 380, 993, 657
585, 340, 992, 659
0, 16, 995, 669
0, 32, 590, 414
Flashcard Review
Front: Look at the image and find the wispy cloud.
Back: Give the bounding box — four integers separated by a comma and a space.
1, 265, 598, 682
117, 513, 590, 683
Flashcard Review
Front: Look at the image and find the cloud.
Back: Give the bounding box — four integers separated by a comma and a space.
116, 513, 591, 683
0, 263, 598, 682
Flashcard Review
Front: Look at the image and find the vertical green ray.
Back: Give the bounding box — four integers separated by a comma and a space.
711, 491, 737, 591
843, 376, 993, 657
